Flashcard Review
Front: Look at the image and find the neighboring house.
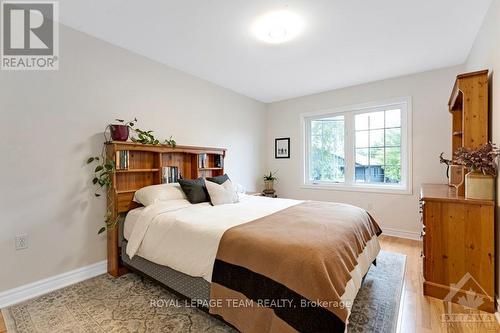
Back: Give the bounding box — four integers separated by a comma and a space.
312, 154, 385, 182
354, 163, 384, 183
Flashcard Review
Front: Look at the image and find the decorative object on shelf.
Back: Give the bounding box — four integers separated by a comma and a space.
263, 170, 278, 197
439, 153, 464, 189
106, 118, 176, 147
109, 118, 136, 141
448, 165, 464, 189
275, 137, 290, 158
453, 142, 499, 200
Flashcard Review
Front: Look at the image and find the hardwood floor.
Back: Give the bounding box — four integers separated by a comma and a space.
379, 235, 500, 333
0, 235, 498, 332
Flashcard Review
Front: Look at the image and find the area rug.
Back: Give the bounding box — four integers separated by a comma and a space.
2, 250, 405, 333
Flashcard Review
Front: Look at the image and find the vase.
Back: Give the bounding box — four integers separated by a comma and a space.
110, 125, 129, 141
264, 180, 274, 191
465, 170, 495, 200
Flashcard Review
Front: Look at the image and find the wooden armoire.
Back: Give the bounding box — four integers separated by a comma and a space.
420, 70, 495, 312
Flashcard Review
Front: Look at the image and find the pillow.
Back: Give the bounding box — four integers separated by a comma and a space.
178, 178, 210, 204
205, 179, 239, 206
206, 174, 230, 185
133, 183, 186, 206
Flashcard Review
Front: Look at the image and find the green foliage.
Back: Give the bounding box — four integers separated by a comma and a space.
164, 136, 176, 148
114, 118, 137, 128
87, 157, 114, 194
310, 118, 402, 183
86, 155, 116, 234
310, 119, 345, 181
264, 170, 278, 181
131, 128, 160, 145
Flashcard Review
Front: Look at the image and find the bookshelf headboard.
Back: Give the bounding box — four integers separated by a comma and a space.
105, 141, 226, 276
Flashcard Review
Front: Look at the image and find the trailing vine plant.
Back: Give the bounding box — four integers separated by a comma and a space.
86, 156, 115, 234
87, 118, 177, 234
131, 129, 177, 147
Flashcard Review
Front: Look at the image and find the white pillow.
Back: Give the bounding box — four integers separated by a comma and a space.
133, 183, 187, 206
205, 179, 239, 206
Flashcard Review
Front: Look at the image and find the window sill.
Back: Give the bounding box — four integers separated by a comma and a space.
300, 183, 413, 195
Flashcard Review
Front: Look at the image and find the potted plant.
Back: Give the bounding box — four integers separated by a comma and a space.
263, 171, 278, 192
453, 142, 499, 200
109, 118, 137, 142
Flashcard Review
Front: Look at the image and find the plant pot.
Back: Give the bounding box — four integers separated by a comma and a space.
110, 125, 129, 141
264, 180, 274, 191
465, 171, 495, 200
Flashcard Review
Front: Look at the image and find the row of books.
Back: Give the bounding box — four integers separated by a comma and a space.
198, 153, 224, 169
115, 150, 130, 170
214, 154, 223, 168
198, 153, 208, 169
162, 166, 180, 183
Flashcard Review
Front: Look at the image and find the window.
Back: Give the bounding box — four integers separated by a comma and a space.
302, 98, 411, 194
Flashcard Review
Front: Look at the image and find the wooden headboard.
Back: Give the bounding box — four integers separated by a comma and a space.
105, 141, 226, 277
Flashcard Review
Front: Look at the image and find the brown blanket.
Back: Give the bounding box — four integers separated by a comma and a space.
209, 201, 382, 333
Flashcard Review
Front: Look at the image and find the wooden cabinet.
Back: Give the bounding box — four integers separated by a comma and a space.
420, 184, 495, 312
448, 70, 489, 195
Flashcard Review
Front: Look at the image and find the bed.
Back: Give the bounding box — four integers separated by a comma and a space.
119, 193, 381, 333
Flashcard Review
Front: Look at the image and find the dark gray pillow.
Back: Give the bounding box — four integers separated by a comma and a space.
178, 178, 209, 204
206, 174, 230, 185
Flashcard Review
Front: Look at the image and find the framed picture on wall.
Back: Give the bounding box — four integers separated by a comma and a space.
275, 138, 290, 159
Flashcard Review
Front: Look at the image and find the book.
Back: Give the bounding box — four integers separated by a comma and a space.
162, 166, 179, 183
198, 153, 208, 169
115, 150, 129, 170
214, 154, 223, 168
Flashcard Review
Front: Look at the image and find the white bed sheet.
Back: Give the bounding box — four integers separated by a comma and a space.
123, 207, 144, 240
126, 194, 302, 281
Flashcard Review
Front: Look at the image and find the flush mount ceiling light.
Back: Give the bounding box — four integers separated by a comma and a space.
252, 10, 304, 44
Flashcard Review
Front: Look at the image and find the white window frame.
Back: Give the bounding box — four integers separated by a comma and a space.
300, 97, 412, 195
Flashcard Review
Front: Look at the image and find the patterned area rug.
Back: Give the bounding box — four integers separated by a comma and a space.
2, 251, 405, 333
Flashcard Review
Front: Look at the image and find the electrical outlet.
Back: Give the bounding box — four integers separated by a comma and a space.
15, 234, 28, 250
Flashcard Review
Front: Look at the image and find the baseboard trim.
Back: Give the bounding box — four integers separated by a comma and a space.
382, 227, 421, 240
0, 260, 106, 308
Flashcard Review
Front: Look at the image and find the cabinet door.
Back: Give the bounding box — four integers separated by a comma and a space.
425, 201, 494, 298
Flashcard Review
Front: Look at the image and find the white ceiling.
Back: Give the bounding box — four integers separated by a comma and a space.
59, 0, 492, 103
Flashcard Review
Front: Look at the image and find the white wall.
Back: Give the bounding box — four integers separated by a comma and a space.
464, 0, 500, 297
0, 26, 266, 292
266, 66, 462, 237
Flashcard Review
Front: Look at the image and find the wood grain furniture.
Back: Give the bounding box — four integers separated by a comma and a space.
420, 184, 494, 312
419, 69, 493, 312
105, 141, 226, 277
448, 70, 489, 195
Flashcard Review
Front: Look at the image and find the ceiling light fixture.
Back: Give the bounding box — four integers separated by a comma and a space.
252, 10, 304, 44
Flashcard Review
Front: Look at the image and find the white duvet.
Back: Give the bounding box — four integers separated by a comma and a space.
126, 194, 302, 282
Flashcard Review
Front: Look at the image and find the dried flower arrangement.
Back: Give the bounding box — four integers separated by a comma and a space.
452, 142, 500, 176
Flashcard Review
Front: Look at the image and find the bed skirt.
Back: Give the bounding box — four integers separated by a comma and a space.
120, 240, 211, 303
